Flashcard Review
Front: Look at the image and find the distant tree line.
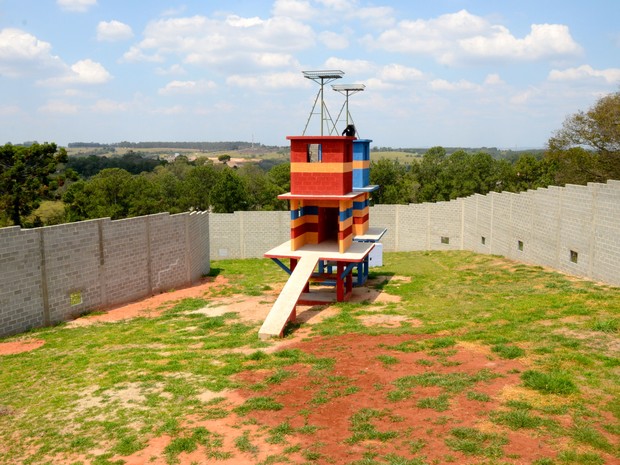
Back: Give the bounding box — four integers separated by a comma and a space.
68, 141, 278, 151
1, 91, 617, 227
66, 152, 166, 177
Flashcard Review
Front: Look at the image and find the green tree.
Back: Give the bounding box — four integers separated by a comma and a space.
210, 168, 250, 213
370, 159, 418, 204
0, 142, 67, 226
63, 168, 135, 221
546, 91, 620, 184
179, 164, 221, 211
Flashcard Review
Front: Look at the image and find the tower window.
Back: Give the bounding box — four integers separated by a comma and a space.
307, 144, 322, 163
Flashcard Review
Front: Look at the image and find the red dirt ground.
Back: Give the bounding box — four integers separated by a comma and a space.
3, 278, 616, 464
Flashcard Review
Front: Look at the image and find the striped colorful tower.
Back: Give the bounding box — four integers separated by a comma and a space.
279, 135, 376, 254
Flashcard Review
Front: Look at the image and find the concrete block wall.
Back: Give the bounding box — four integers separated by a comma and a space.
0, 227, 46, 335
41, 220, 103, 324
0, 212, 210, 338
591, 180, 620, 284
209, 210, 289, 259
209, 180, 620, 287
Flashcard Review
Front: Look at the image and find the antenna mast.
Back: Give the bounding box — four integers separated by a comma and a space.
332, 84, 365, 132
301, 70, 344, 136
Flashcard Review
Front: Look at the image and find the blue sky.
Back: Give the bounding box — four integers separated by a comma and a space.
0, 0, 618, 149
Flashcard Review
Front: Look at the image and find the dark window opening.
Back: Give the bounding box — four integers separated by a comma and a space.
307, 144, 322, 163
570, 250, 578, 263
481, 236, 486, 245
441, 236, 450, 245
518, 240, 524, 251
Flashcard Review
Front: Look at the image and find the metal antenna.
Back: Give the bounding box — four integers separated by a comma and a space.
332, 84, 365, 136
302, 70, 344, 135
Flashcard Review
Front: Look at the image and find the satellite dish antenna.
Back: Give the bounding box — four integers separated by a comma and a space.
332, 84, 365, 137
301, 70, 344, 136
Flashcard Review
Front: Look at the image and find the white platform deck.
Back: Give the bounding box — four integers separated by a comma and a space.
264, 240, 375, 263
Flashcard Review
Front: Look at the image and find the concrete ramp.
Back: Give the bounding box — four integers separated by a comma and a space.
259, 255, 319, 339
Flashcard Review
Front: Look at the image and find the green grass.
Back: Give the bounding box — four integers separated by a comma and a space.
521, 370, 579, 395
445, 427, 508, 458
1, 251, 619, 464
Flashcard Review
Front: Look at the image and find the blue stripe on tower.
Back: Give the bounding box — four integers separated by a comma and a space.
339, 208, 353, 222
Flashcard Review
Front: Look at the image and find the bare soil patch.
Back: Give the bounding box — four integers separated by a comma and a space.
114, 334, 568, 465
0, 339, 45, 356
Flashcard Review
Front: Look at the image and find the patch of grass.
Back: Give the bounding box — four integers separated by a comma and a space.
445, 427, 508, 458
376, 354, 400, 366
569, 420, 613, 452
387, 389, 413, 402
491, 408, 545, 429
233, 396, 284, 416
427, 337, 456, 349
521, 370, 578, 395
491, 343, 525, 359
416, 394, 450, 412
466, 391, 491, 402
234, 431, 259, 454
591, 318, 618, 333
265, 369, 295, 385
557, 449, 605, 464
393, 369, 497, 394
346, 408, 400, 445
266, 421, 294, 444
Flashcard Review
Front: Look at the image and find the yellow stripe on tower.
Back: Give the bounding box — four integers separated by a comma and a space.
352, 160, 370, 170
290, 162, 352, 173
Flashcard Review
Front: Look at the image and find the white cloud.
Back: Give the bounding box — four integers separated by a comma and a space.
91, 99, 130, 113
460, 23, 582, 62
0, 28, 63, 77
97, 20, 133, 42
349, 6, 395, 29
39, 59, 112, 86
319, 31, 349, 50
123, 14, 314, 68
57, 0, 97, 13
324, 57, 374, 75
484, 73, 504, 85
151, 105, 185, 115
272, 0, 316, 20
155, 64, 186, 75
226, 15, 264, 28
38, 100, 79, 114
548, 65, 620, 84
158, 80, 217, 95
429, 78, 479, 91
363, 9, 582, 65
227, 71, 304, 89
0, 105, 21, 116
379, 64, 424, 82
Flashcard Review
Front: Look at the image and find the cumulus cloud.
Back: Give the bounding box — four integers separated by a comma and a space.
324, 57, 374, 75
91, 99, 130, 113
272, 0, 316, 20
379, 63, 424, 82
38, 100, 79, 114
97, 20, 133, 42
319, 31, 349, 50
39, 59, 112, 86
363, 9, 582, 65
548, 65, 620, 84
158, 80, 217, 95
484, 73, 505, 85
227, 71, 305, 89
57, 0, 97, 13
122, 14, 314, 67
0, 28, 63, 77
429, 78, 479, 91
